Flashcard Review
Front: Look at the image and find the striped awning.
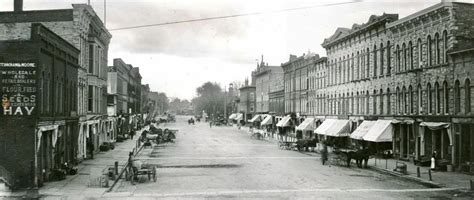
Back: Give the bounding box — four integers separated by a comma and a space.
260, 115, 272, 126
228, 113, 237, 120
235, 113, 243, 121
248, 114, 262, 123
350, 120, 376, 140
295, 118, 316, 131
314, 119, 350, 137
276, 116, 292, 127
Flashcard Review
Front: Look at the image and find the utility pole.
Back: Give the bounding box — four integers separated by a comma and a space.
224, 85, 227, 121
104, 0, 107, 27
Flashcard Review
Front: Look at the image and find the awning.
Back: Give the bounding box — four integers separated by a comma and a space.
314, 119, 350, 137
248, 114, 262, 123
350, 120, 376, 140
296, 118, 316, 131
363, 120, 393, 142
420, 122, 450, 130
260, 115, 272, 126
276, 116, 292, 127
228, 113, 237, 120
235, 113, 243, 121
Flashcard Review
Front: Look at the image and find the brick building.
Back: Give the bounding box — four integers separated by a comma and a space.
315, 1, 474, 172
0, 23, 79, 187
0, 2, 112, 161
252, 56, 283, 114
239, 79, 256, 122
107, 58, 143, 137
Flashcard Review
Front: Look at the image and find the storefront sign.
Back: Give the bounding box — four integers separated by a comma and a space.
0, 62, 37, 116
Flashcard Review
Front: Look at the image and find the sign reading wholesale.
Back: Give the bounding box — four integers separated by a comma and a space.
0, 62, 37, 116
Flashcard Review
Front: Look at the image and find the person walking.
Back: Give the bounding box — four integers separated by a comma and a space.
431, 151, 437, 171
209, 121, 213, 128
321, 141, 328, 165
87, 140, 94, 159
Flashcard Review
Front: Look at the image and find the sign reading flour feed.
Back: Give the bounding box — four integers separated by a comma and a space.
0, 62, 37, 116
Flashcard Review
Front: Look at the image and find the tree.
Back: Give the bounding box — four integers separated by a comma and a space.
192, 82, 225, 118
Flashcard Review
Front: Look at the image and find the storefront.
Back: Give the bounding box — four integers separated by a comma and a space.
314, 119, 351, 149
295, 117, 317, 140
418, 122, 452, 165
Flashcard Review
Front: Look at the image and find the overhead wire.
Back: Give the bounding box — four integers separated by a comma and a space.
109, 0, 363, 31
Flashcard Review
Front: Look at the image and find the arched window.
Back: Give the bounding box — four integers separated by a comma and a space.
342, 56, 346, 83
443, 81, 449, 114
374, 44, 378, 77
435, 82, 440, 113
387, 41, 391, 75
435, 33, 441, 65
366, 90, 370, 114
373, 90, 377, 115
409, 41, 413, 70
455, 80, 461, 113
427, 83, 433, 113
366, 47, 370, 78
380, 88, 384, 114
357, 51, 360, 80
396, 45, 401, 72
418, 84, 423, 114
427, 35, 433, 66
351, 92, 354, 114
396, 87, 401, 114
409, 85, 414, 114
417, 38, 423, 68
346, 92, 350, 114
380, 43, 384, 76
465, 79, 471, 113
402, 43, 407, 71
356, 91, 360, 114
350, 53, 354, 82
387, 88, 391, 114
443, 31, 448, 63
402, 86, 407, 114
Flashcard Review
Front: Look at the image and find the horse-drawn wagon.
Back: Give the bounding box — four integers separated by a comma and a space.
125, 159, 157, 184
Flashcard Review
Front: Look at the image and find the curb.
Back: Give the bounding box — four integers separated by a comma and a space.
368, 166, 444, 188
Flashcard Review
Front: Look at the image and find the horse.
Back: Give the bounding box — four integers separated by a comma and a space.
295, 138, 319, 151
346, 148, 372, 168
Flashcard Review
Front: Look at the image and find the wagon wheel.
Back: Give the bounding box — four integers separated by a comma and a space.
152, 166, 157, 182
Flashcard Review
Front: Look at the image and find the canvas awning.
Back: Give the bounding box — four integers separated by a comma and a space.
228, 113, 237, 120
235, 113, 243, 121
314, 119, 350, 137
276, 116, 292, 127
248, 114, 262, 123
362, 120, 393, 142
420, 122, 450, 130
296, 118, 316, 131
260, 115, 272, 126
350, 120, 377, 140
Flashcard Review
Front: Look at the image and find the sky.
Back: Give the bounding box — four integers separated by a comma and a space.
1, 0, 473, 100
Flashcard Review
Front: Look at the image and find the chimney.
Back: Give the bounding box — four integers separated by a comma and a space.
14, 0, 23, 12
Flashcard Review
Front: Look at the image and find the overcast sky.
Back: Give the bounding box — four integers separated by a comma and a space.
1, 0, 473, 100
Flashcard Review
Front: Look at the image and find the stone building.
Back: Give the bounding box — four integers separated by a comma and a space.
0, 23, 79, 187
252, 56, 283, 114
282, 53, 319, 117
317, 1, 474, 172
0, 1, 112, 161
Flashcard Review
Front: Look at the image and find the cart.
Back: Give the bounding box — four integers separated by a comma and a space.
125, 159, 157, 184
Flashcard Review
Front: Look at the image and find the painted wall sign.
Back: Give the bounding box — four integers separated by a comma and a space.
0, 62, 37, 116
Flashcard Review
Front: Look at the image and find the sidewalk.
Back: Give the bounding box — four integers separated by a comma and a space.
367, 157, 474, 190
0, 126, 150, 198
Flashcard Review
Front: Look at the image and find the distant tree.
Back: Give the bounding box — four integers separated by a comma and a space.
192, 82, 225, 118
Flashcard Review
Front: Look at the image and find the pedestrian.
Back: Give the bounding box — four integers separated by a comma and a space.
130, 130, 135, 139
87, 140, 94, 159
321, 141, 328, 165
431, 151, 437, 171
209, 121, 213, 128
